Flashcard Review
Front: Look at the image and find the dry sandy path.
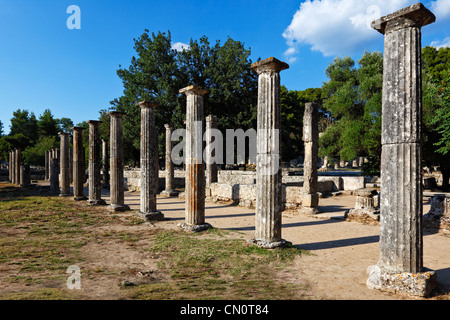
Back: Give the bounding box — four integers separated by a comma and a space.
103, 190, 450, 300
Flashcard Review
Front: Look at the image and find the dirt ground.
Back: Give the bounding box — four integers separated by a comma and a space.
2, 182, 450, 300
108, 189, 450, 300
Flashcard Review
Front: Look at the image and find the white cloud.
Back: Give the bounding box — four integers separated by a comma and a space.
171, 42, 190, 52
430, 0, 450, 20
282, 0, 416, 58
431, 36, 450, 48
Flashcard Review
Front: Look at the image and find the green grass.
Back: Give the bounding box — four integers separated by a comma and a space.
124, 229, 309, 300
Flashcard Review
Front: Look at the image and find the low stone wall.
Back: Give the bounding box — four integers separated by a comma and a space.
123, 169, 366, 194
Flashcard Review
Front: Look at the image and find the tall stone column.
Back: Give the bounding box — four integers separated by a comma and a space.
45, 150, 49, 181
72, 127, 87, 201
102, 139, 110, 188
205, 115, 218, 190
20, 165, 30, 187
9, 150, 13, 183
161, 123, 178, 197
179, 85, 211, 232
87, 121, 106, 206
137, 101, 164, 220
50, 157, 59, 193
59, 132, 71, 197
249, 57, 290, 248
108, 111, 130, 211
15, 149, 21, 186
367, 3, 437, 297
300, 102, 320, 215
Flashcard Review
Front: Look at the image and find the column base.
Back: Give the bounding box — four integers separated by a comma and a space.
178, 222, 212, 232
108, 204, 130, 212
88, 199, 107, 206
137, 210, 165, 221
366, 265, 437, 298
59, 193, 72, 197
247, 238, 292, 249
302, 193, 319, 208
74, 196, 88, 201
160, 189, 179, 197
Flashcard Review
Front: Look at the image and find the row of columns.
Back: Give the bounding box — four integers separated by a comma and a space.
8, 149, 30, 187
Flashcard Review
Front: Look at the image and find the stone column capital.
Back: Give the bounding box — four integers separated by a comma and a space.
371, 3, 435, 34
108, 111, 126, 118
164, 123, 174, 130
136, 101, 159, 109
86, 120, 102, 126
179, 85, 209, 96
71, 126, 85, 132
59, 132, 71, 137
250, 57, 289, 74
206, 114, 217, 122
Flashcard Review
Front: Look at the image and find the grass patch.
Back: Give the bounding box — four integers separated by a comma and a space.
124, 230, 309, 300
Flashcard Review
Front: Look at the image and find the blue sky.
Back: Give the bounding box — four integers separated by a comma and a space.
0, 0, 449, 134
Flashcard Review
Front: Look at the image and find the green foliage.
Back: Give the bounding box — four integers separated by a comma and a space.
320, 51, 383, 175
9, 109, 39, 146
113, 30, 258, 165
38, 109, 59, 138
22, 136, 57, 166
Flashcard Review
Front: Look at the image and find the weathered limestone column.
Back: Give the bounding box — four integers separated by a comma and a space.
87, 121, 106, 206
45, 150, 49, 181
8, 150, 13, 183
20, 165, 30, 187
59, 132, 71, 197
137, 101, 163, 220
15, 149, 21, 186
344, 188, 380, 223
179, 85, 211, 232
160, 123, 179, 197
69, 148, 73, 184
108, 111, 130, 211
50, 157, 59, 193
367, 3, 437, 297
102, 139, 110, 188
300, 102, 320, 215
249, 57, 290, 248
205, 115, 218, 193
72, 127, 87, 201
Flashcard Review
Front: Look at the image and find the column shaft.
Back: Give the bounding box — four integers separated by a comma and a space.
108, 112, 129, 211
138, 101, 163, 220
72, 127, 87, 201
87, 121, 106, 205
59, 133, 71, 196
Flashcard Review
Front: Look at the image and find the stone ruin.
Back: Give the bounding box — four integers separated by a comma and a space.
4, 2, 445, 299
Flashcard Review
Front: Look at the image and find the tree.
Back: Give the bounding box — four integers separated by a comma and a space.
113, 30, 258, 165
0, 120, 3, 137
9, 109, 39, 146
38, 109, 59, 138
58, 117, 74, 134
319, 51, 383, 175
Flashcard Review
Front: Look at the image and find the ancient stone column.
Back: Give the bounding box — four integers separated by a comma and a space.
137, 101, 163, 220
50, 157, 59, 193
9, 150, 13, 183
367, 3, 437, 297
249, 57, 290, 248
87, 121, 106, 206
161, 123, 178, 197
20, 165, 30, 187
205, 115, 218, 191
59, 132, 71, 197
45, 150, 49, 181
15, 149, 21, 186
69, 147, 73, 184
300, 102, 320, 215
102, 139, 110, 188
72, 127, 87, 201
108, 111, 130, 211
179, 85, 211, 232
